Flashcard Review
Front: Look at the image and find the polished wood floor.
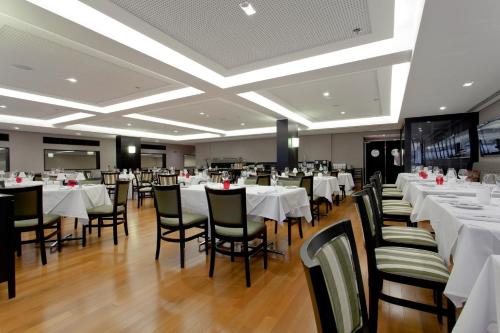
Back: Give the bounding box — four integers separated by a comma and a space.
0, 196, 451, 332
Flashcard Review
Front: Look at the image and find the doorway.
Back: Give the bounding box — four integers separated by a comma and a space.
364, 139, 403, 185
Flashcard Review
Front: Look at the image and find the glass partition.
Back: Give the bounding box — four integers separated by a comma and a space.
0, 147, 9, 171
44, 149, 100, 170
141, 153, 165, 168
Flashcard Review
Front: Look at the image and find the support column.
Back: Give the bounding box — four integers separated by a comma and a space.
116, 136, 141, 170
276, 119, 299, 171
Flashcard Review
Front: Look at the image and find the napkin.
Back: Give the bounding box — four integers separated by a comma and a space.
76, 172, 86, 181
56, 173, 66, 181
293, 168, 298, 173
19, 172, 27, 178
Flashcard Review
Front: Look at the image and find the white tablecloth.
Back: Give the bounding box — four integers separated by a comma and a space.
415, 195, 500, 306
313, 176, 341, 203
404, 182, 500, 222
178, 175, 209, 185
453, 255, 500, 333
337, 173, 355, 189
180, 184, 312, 224
395, 173, 436, 191
43, 184, 112, 224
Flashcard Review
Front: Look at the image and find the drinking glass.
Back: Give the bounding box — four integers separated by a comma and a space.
458, 169, 468, 181
433, 166, 440, 175
284, 167, 289, 176
446, 168, 457, 181
222, 171, 229, 181
271, 171, 278, 186
482, 174, 496, 185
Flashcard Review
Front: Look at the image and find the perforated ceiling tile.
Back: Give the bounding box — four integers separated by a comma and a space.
0, 25, 176, 104
110, 0, 372, 70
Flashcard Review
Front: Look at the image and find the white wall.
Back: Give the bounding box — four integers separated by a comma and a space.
479, 100, 500, 163
195, 130, 400, 168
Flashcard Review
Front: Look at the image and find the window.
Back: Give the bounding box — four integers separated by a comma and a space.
44, 149, 100, 170
0, 147, 10, 171
141, 153, 165, 168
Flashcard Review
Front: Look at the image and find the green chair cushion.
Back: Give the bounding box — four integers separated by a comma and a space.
160, 213, 207, 227
215, 221, 265, 238
139, 187, 152, 192
87, 205, 125, 216
382, 226, 437, 247
15, 214, 60, 228
375, 246, 449, 283
382, 200, 411, 207
382, 184, 397, 188
382, 192, 403, 198
383, 206, 412, 216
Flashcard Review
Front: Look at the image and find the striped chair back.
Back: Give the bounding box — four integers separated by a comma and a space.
140, 171, 153, 184
300, 220, 368, 333
210, 173, 222, 183
158, 174, 178, 186
256, 175, 270, 186
102, 172, 119, 186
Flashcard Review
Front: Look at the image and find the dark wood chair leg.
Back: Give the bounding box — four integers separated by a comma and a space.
123, 212, 129, 236
230, 242, 235, 262
274, 220, 278, 234
38, 228, 47, 265
209, 237, 216, 278
97, 217, 102, 238
155, 227, 161, 260
82, 225, 87, 247
179, 229, 185, 268
437, 289, 443, 323
16, 232, 22, 257
298, 218, 303, 239
244, 243, 251, 287
204, 223, 209, 255
287, 220, 292, 246
447, 298, 456, 333
112, 217, 118, 245
57, 220, 62, 252
263, 231, 268, 270
369, 278, 380, 333
88, 218, 92, 234
137, 192, 140, 208
74, 218, 78, 230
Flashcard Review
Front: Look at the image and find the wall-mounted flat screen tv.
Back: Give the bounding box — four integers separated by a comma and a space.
478, 118, 500, 156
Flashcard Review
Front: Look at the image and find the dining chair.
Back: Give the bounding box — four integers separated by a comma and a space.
364, 184, 437, 251
300, 176, 321, 225
256, 175, 270, 186
158, 174, 178, 186
352, 189, 455, 332
209, 172, 222, 183
153, 185, 208, 268
205, 186, 267, 287
370, 176, 413, 227
374, 171, 403, 199
244, 177, 258, 185
82, 180, 129, 246
101, 171, 119, 196
300, 220, 369, 333
0, 185, 62, 265
135, 171, 154, 208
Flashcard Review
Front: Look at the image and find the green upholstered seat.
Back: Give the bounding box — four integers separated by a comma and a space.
15, 214, 60, 228
381, 226, 437, 247
382, 200, 411, 206
383, 206, 412, 216
382, 184, 397, 188
278, 178, 300, 187
375, 246, 449, 283
313, 234, 363, 333
160, 213, 207, 228
215, 220, 265, 238
139, 187, 152, 192
87, 204, 125, 215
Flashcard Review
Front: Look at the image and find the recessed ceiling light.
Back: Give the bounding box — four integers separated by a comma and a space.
13, 127, 20, 130
439, 106, 447, 110
0, 105, 6, 108
76, 132, 81, 135
240, 122, 245, 126
205, 114, 209, 117
127, 123, 132, 126
322, 91, 331, 98
239, 2, 256, 16
462, 81, 474, 87
426, 121, 431, 124
200, 112, 205, 115
66, 77, 77, 83
340, 111, 346, 115
174, 130, 179, 133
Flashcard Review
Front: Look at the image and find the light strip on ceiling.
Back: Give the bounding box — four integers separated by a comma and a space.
27, 0, 424, 89
65, 124, 220, 141
0, 86, 204, 114
0, 114, 52, 127
124, 113, 226, 134
48, 112, 94, 124
224, 127, 276, 137
237, 92, 312, 127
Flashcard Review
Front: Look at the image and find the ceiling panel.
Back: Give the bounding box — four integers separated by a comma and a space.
83, 117, 202, 136
109, 0, 377, 70
0, 25, 182, 105
145, 98, 277, 131
260, 69, 390, 122
0, 95, 80, 119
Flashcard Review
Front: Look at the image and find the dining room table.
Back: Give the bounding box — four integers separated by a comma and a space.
415, 195, 500, 307
313, 176, 341, 203
452, 254, 500, 333
337, 172, 355, 189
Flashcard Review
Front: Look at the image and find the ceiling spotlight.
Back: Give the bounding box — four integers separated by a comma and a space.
340, 111, 346, 115
322, 91, 331, 98
239, 2, 256, 16
462, 81, 474, 87
127, 123, 132, 126
174, 130, 179, 133
439, 106, 447, 111
240, 122, 245, 126
66, 77, 78, 83
0, 105, 6, 108
76, 132, 81, 135
200, 112, 205, 115
13, 126, 20, 130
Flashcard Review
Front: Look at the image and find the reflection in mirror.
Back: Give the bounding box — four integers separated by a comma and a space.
141, 153, 165, 168
44, 149, 100, 170
0, 147, 9, 171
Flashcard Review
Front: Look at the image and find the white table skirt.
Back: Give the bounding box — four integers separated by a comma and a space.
415, 195, 500, 306
180, 184, 312, 224
313, 176, 341, 203
453, 255, 500, 333
395, 173, 436, 191
43, 184, 112, 224
178, 175, 209, 185
404, 182, 500, 222
337, 173, 355, 189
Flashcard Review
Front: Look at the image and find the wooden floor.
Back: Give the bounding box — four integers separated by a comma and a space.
0, 195, 451, 332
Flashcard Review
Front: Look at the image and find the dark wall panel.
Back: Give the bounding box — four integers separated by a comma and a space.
116, 136, 141, 170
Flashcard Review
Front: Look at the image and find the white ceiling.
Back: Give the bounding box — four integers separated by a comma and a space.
0, 0, 496, 145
